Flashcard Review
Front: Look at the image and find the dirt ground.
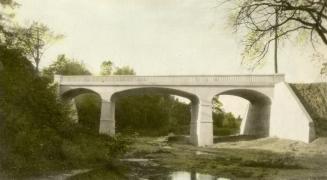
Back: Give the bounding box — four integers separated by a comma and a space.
213, 136, 327, 155
120, 136, 327, 179
38, 136, 327, 179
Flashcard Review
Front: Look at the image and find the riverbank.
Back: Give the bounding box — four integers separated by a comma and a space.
68, 136, 327, 179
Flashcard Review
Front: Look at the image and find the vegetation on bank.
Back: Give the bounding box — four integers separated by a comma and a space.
291, 83, 327, 137
0, 46, 129, 177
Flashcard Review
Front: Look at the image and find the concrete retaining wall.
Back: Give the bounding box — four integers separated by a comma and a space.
270, 82, 315, 143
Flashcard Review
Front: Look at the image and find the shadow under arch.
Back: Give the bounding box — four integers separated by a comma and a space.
111, 87, 199, 104
215, 89, 272, 138
110, 87, 200, 140
61, 88, 101, 101
61, 88, 102, 132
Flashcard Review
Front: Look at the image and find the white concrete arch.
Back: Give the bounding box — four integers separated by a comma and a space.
215, 89, 272, 137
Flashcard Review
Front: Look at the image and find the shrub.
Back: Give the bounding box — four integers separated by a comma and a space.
0, 46, 128, 177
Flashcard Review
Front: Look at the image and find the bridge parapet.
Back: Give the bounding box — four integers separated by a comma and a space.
55, 74, 285, 86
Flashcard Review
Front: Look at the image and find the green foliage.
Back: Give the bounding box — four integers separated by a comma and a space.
43, 54, 99, 133
113, 66, 136, 75
0, 0, 14, 6
213, 110, 242, 136
116, 94, 191, 136
75, 94, 101, 133
7, 22, 64, 71
0, 45, 73, 175
212, 95, 223, 113
0, 46, 128, 177
225, 0, 327, 69
100, 60, 113, 75
291, 83, 327, 137
99, 60, 135, 76
61, 134, 130, 168
322, 63, 327, 76
43, 54, 91, 81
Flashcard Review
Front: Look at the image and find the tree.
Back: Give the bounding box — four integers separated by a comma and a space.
43, 54, 91, 80
0, 0, 14, 6
10, 22, 64, 72
0, 0, 16, 44
226, 0, 327, 69
0, 45, 74, 174
100, 60, 114, 75
113, 66, 136, 75
322, 63, 327, 76
0, 46, 128, 175
212, 95, 223, 114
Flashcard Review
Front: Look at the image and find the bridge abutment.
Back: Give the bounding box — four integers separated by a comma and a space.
241, 102, 271, 137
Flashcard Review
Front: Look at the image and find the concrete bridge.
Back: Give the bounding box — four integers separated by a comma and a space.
55, 74, 315, 146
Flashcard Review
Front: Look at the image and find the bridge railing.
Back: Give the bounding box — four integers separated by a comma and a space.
54, 74, 285, 86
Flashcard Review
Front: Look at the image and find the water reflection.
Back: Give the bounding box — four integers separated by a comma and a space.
68, 168, 230, 180
168, 171, 230, 180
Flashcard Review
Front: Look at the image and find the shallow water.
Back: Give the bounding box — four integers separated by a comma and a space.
69, 169, 229, 180
167, 171, 229, 180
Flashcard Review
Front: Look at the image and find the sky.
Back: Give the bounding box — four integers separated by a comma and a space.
14, 0, 326, 82
13, 0, 327, 117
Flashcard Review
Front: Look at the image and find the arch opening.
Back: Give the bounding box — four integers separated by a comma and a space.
61, 88, 102, 133
110, 87, 198, 140
212, 89, 272, 142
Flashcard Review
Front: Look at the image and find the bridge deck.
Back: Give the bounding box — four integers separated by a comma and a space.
55, 74, 285, 86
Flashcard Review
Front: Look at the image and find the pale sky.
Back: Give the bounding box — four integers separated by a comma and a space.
14, 0, 326, 83
13, 0, 327, 116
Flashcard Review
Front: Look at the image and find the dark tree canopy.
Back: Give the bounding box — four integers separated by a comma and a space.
228, 0, 327, 67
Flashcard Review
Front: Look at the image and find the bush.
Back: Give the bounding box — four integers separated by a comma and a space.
213, 111, 242, 136
0, 46, 128, 177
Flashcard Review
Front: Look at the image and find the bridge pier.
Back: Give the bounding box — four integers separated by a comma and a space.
99, 98, 115, 136
190, 102, 199, 145
190, 96, 214, 147
197, 101, 214, 146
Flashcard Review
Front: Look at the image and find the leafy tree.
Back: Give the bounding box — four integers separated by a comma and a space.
0, 45, 73, 175
322, 63, 327, 76
0, 0, 12, 5
0, 0, 16, 43
100, 60, 113, 75
226, 0, 327, 69
212, 102, 242, 136
43, 54, 99, 132
212, 95, 223, 113
43, 54, 91, 80
0, 47, 128, 176
8, 22, 64, 72
113, 66, 136, 75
